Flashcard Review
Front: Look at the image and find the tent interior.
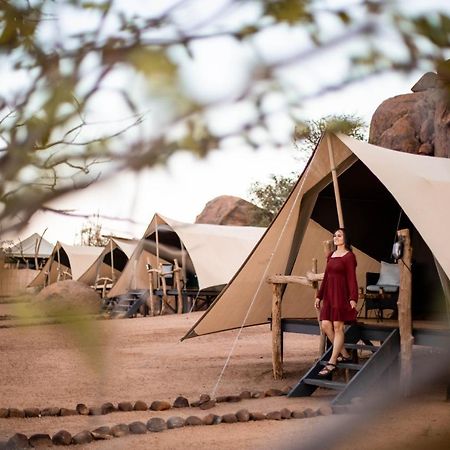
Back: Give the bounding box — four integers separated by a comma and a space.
307, 159, 446, 321
144, 226, 202, 291
103, 247, 129, 273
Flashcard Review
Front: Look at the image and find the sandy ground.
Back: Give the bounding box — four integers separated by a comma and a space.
0, 307, 449, 449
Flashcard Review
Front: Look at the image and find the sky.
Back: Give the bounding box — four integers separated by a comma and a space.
16, 69, 420, 245
1, 0, 443, 245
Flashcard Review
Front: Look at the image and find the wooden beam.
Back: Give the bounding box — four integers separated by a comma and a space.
271, 282, 283, 380
397, 228, 413, 397
267, 275, 312, 286
327, 134, 344, 228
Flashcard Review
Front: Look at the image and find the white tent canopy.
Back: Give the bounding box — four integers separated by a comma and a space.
184, 133, 450, 339
108, 214, 265, 297
77, 238, 139, 286
29, 242, 103, 287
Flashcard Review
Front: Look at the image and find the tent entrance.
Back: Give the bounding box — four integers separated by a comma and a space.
304, 159, 447, 321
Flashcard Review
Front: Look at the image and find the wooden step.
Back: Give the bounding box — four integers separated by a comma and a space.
319, 361, 364, 371
303, 379, 346, 390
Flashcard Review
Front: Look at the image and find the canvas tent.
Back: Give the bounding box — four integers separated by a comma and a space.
29, 242, 103, 288
184, 133, 450, 339
108, 214, 266, 298
5, 233, 53, 269
77, 238, 138, 287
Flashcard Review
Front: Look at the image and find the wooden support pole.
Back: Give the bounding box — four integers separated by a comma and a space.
312, 258, 326, 356
173, 259, 183, 314
146, 259, 155, 316
271, 282, 283, 380
326, 134, 344, 228
397, 228, 413, 397
160, 263, 167, 316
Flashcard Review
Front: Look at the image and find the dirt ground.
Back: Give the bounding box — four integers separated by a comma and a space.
0, 308, 449, 449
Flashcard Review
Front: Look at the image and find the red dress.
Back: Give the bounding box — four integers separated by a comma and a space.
317, 251, 358, 323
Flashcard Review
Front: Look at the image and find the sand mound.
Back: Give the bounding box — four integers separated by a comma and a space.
33, 280, 101, 316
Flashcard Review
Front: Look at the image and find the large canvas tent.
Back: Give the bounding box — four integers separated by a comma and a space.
108, 214, 266, 298
29, 242, 103, 288
184, 133, 450, 339
77, 238, 138, 287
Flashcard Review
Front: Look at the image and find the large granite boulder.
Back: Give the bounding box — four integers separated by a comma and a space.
195, 195, 264, 226
369, 61, 450, 158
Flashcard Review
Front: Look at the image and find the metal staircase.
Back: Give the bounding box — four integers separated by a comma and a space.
288, 323, 400, 405
109, 289, 149, 318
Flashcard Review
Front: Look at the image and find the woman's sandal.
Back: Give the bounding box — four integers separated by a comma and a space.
318, 363, 336, 377
337, 354, 353, 363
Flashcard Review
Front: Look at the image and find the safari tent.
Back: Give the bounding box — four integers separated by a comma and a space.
4, 233, 53, 269
108, 214, 266, 298
184, 133, 450, 339
0, 233, 54, 296
77, 237, 138, 288
29, 242, 103, 288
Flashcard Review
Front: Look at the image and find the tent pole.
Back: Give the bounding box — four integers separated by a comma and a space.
110, 239, 114, 282
326, 134, 345, 228
155, 218, 160, 289
56, 245, 61, 282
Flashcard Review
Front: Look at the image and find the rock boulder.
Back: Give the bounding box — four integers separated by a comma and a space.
195, 195, 264, 226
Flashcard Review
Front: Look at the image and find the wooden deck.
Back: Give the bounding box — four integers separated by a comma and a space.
280, 317, 450, 348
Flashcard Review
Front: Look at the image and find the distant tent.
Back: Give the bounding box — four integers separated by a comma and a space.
77, 238, 138, 287
29, 242, 103, 288
108, 213, 266, 298
5, 233, 53, 269
184, 133, 450, 339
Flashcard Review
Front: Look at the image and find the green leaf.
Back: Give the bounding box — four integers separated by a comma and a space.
128, 47, 176, 80
264, 0, 312, 25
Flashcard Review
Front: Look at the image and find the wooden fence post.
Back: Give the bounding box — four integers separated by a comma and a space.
397, 228, 413, 397
271, 282, 283, 380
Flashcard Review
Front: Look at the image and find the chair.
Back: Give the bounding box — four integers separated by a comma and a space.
364, 261, 400, 321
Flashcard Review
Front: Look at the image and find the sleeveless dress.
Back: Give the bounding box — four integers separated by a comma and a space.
317, 251, 358, 323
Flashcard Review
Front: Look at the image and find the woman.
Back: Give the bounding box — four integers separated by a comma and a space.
314, 228, 358, 377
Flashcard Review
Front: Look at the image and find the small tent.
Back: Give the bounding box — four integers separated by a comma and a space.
184, 133, 450, 339
77, 238, 138, 287
108, 214, 266, 298
29, 242, 103, 288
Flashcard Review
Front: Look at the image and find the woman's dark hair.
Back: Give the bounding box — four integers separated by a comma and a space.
335, 228, 353, 251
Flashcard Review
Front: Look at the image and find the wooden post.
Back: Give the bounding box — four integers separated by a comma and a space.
173, 259, 183, 314
160, 263, 167, 315
312, 258, 326, 356
271, 282, 283, 380
146, 259, 155, 316
326, 134, 344, 228
397, 228, 413, 397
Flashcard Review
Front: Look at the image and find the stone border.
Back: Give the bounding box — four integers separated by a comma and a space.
2, 405, 338, 448
0, 387, 290, 419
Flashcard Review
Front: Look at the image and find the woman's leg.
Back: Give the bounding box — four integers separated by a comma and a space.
321, 320, 335, 344
329, 321, 346, 364
318, 320, 336, 375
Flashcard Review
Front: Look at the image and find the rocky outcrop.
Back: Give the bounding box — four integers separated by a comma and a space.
369, 61, 450, 158
195, 195, 264, 226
